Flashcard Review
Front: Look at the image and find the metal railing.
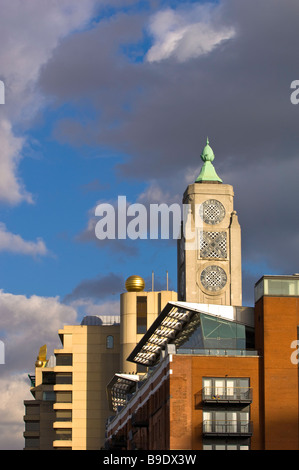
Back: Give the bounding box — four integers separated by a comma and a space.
202, 387, 252, 402
178, 348, 258, 356
28, 374, 36, 387
203, 420, 253, 436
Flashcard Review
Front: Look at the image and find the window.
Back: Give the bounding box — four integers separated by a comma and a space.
203, 409, 251, 435
25, 437, 39, 448
25, 404, 39, 415
42, 372, 55, 385
203, 377, 251, 401
55, 354, 72, 366
137, 296, 147, 334
55, 429, 72, 441
43, 391, 56, 401
25, 421, 40, 432
56, 392, 72, 403
55, 372, 72, 384
203, 442, 249, 450
106, 335, 114, 349
55, 410, 72, 422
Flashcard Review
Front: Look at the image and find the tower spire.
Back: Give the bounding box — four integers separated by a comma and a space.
195, 138, 222, 183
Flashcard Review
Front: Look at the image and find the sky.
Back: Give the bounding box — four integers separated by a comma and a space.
0, 0, 299, 449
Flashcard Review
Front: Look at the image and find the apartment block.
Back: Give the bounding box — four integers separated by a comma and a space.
105, 275, 299, 450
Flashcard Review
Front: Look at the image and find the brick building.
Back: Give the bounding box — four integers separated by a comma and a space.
105, 275, 299, 450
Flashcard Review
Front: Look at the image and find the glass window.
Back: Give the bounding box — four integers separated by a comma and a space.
255, 277, 299, 300
203, 440, 250, 450
203, 444, 213, 450
25, 437, 39, 448
204, 409, 250, 434
56, 372, 72, 384
201, 314, 246, 350
177, 314, 204, 349
56, 354, 72, 366
56, 410, 72, 421
25, 421, 40, 432
137, 296, 147, 334
43, 391, 56, 401
56, 410, 72, 422
106, 335, 114, 349
42, 372, 55, 385
55, 429, 72, 441
25, 405, 39, 415
56, 392, 72, 403
202, 377, 250, 401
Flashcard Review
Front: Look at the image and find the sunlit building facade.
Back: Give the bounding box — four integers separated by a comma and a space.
23, 287, 176, 450
104, 141, 299, 451
24, 139, 299, 450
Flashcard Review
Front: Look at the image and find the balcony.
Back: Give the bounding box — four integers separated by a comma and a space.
202, 387, 252, 404
203, 420, 253, 437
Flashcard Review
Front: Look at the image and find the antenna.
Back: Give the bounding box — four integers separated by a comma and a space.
152, 271, 154, 291
166, 270, 168, 291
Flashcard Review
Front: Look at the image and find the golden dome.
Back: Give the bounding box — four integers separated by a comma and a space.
125, 275, 145, 292
35, 359, 43, 368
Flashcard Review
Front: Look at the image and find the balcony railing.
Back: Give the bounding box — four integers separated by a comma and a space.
203, 420, 253, 437
202, 387, 252, 404
28, 374, 36, 387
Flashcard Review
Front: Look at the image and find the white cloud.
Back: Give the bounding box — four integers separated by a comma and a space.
0, 0, 98, 204
146, 5, 235, 63
0, 222, 48, 256
137, 181, 181, 206
0, 119, 31, 205
0, 291, 78, 370
69, 298, 120, 317
0, 373, 32, 450
0, 290, 78, 449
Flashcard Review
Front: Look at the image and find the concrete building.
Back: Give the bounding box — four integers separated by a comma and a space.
24, 317, 120, 450
23, 284, 176, 450
105, 275, 299, 451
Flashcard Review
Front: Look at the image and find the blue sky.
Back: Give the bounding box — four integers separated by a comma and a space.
1, 0, 299, 449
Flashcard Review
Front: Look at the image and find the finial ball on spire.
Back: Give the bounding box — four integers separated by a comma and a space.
200, 137, 215, 163
195, 137, 222, 183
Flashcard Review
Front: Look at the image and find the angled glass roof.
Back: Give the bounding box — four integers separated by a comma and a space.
127, 302, 254, 367
106, 373, 140, 412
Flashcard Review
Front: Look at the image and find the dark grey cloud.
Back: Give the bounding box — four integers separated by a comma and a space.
76, 199, 140, 257
37, 0, 299, 301
63, 272, 124, 303
38, 0, 299, 175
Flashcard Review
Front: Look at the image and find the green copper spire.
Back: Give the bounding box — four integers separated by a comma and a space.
195, 137, 222, 183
